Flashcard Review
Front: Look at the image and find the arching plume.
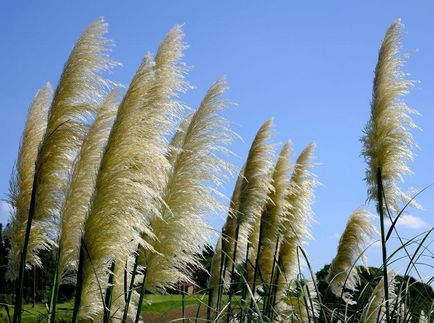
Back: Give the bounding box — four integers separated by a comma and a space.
166, 113, 193, 165
79, 26, 188, 319
29, 17, 117, 261
142, 78, 235, 292
58, 90, 119, 283
256, 142, 292, 284
276, 143, 316, 308
361, 19, 419, 212
6, 84, 52, 279
236, 119, 274, 273
327, 208, 376, 304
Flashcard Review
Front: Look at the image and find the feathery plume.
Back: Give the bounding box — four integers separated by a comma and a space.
327, 208, 376, 304
30, 17, 117, 260
276, 143, 316, 305
79, 26, 187, 319
237, 120, 274, 227
166, 113, 193, 165
236, 119, 274, 275
256, 142, 292, 284
58, 90, 119, 283
142, 78, 235, 292
6, 84, 52, 279
361, 19, 419, 212
361, 271, 397, 323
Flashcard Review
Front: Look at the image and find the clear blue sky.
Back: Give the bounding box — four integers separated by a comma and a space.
1, 1, 434, 273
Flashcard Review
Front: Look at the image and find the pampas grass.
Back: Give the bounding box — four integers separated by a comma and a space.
78, 25, 187, 320
6, 84, 52, 279
58, 90, 119, 282
360, 20, 421, 322
141, 78, 234, 293
6, 16, 434, 323
226, 120, 274, 314
327, 208, 376, 305
361, 271, 397, 323
31, 17, 117, 252
361, 19, 419, 213
166, 112, 193, 165
207, 167, 244, 317
236, 119, 274, 232
11, 18, 117, 322
209, 119, 274, 319
233, 120, 274, 283
257, 142, 292, 285
276, 143, 316, 309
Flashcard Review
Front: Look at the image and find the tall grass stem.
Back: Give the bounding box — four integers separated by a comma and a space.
377, 167, 390, 322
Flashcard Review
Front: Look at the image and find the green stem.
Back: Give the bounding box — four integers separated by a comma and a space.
103, 261, 116, 323
48, 255, 60, 323
12, 167, 39, 323
182, 284, 185, 323
134, 267, 147, 323
225, 224, 240, 322
207, 247, 226, 321
124, 257, 128, 303
72, 242, 85, 323
269, 257, 282, 322
239, 241, 250, 320
377, 167, 390, 323
264, 236, 279, 317
249, 217, 265, 314
215, 250, 227, 315
194, 294, 204, 323
122, 250, 139, 323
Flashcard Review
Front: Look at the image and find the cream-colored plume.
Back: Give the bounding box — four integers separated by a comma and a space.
142, 78, 235, 293
166, 113, 193, 165
236, 120, 274, 276
57, 91, 119, 283
210, 120, 274, 298
6, 84, 52, 279
256, 142, 292, 284
327, 208, 376, 304
361, 19, 419, 212
361, 271, 397, 323
237, 120, 274, 226
276, 143, 316, 305
28, 17, 117, 265
79, 26, 187, 319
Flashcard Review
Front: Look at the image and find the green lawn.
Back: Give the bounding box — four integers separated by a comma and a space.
0, 295, 209, 322
0, 302, 73, 322
0, 294, 240, 322
140, 294, 208, 313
